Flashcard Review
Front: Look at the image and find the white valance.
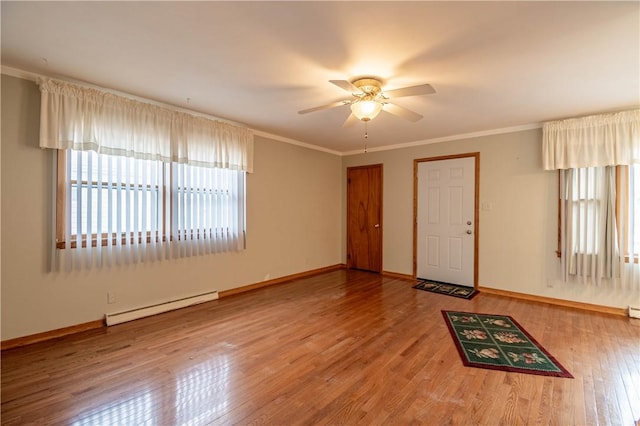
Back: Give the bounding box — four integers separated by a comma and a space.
38, 78, 254, 172
542, 109, 640, 170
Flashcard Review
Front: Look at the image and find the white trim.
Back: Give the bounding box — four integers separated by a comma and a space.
257, 123, 542, 157
341, 123, 542, 156
1, 66, 40, 81
253, 130, 343, 156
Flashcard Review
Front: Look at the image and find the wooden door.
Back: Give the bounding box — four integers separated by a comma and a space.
415, 154, 478, 286
347, 164, 382, 273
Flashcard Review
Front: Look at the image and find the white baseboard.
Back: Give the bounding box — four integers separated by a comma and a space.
105, 291, 218, 326
629, 306, 640, 319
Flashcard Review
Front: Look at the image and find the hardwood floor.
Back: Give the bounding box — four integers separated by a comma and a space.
2, 269, 639, 425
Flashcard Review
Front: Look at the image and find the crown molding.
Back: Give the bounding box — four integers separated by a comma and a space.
252, 130, 343, 156
341, 123, 542, 156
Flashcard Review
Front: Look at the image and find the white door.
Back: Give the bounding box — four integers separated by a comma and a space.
417, 156, 476, 286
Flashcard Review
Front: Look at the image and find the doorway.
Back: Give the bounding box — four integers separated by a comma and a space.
414, 154, 479, 286
347, 164, 383, 273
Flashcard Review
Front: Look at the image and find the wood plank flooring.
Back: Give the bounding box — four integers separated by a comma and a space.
2, 269, 639, 425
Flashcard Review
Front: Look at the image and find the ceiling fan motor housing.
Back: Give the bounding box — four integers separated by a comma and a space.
352, 78, 383, 96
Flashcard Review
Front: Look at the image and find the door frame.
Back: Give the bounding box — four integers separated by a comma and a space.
347, 163, 383, 273
413, 153, 480, 286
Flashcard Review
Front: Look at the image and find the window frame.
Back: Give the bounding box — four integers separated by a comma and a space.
56, 150, 169, 249
56, 149, 243, 250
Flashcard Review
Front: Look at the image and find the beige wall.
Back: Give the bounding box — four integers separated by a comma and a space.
1, 75, 343, 340
342, 130, 640, 310
2, 73, 636, 341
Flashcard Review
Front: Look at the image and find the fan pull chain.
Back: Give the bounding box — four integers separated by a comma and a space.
363, 121, 368, 153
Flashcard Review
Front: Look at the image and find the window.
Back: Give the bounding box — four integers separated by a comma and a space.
57, 149, 246, 260
544, 109, 638, 288
558, 164, 639, 285
58, 150, 165, 249
170, 161, 245, 252
565, 167, 604, 255
39, 78, 252, 270
558, 165, 639, 259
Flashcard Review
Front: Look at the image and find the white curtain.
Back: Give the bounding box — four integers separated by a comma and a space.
58, 150, 169, 270
544, 109, 640, 290
39, 78, 254, 172
171, 114, 253, 172
560, 167, 619, 282
170, 162, 246, 258
617, 165, 640, 291
543, 109, 640, 170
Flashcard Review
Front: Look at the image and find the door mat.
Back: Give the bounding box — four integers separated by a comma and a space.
414, 280, 478, 300
441, 310, 573, 378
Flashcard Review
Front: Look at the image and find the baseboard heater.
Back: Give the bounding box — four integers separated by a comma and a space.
105, 290, 219, 326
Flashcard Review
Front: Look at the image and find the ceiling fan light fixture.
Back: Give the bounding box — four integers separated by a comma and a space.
350, 99, 383, 121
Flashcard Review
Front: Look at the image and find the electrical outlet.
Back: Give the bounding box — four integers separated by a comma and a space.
107, 291, 116, 304
546, 279, 554, 288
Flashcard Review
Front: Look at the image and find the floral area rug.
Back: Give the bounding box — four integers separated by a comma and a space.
414, 280, 478, 299
441, 310, 573, 378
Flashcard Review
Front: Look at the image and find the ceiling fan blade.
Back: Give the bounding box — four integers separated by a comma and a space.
330, 80, 360, 93
383, 102, 424, 122
383, 83, 435, 98
342, 113, 359, 128
298, 100, 349, 115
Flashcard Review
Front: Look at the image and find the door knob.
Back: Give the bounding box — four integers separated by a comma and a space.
467, 221, 472, 225
374, 224, 380, 228
466, 230, 472, 234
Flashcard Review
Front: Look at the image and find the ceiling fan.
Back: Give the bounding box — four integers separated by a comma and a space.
298, 77, 436, 125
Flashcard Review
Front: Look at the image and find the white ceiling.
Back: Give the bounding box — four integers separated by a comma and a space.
2, 1, 639, 154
